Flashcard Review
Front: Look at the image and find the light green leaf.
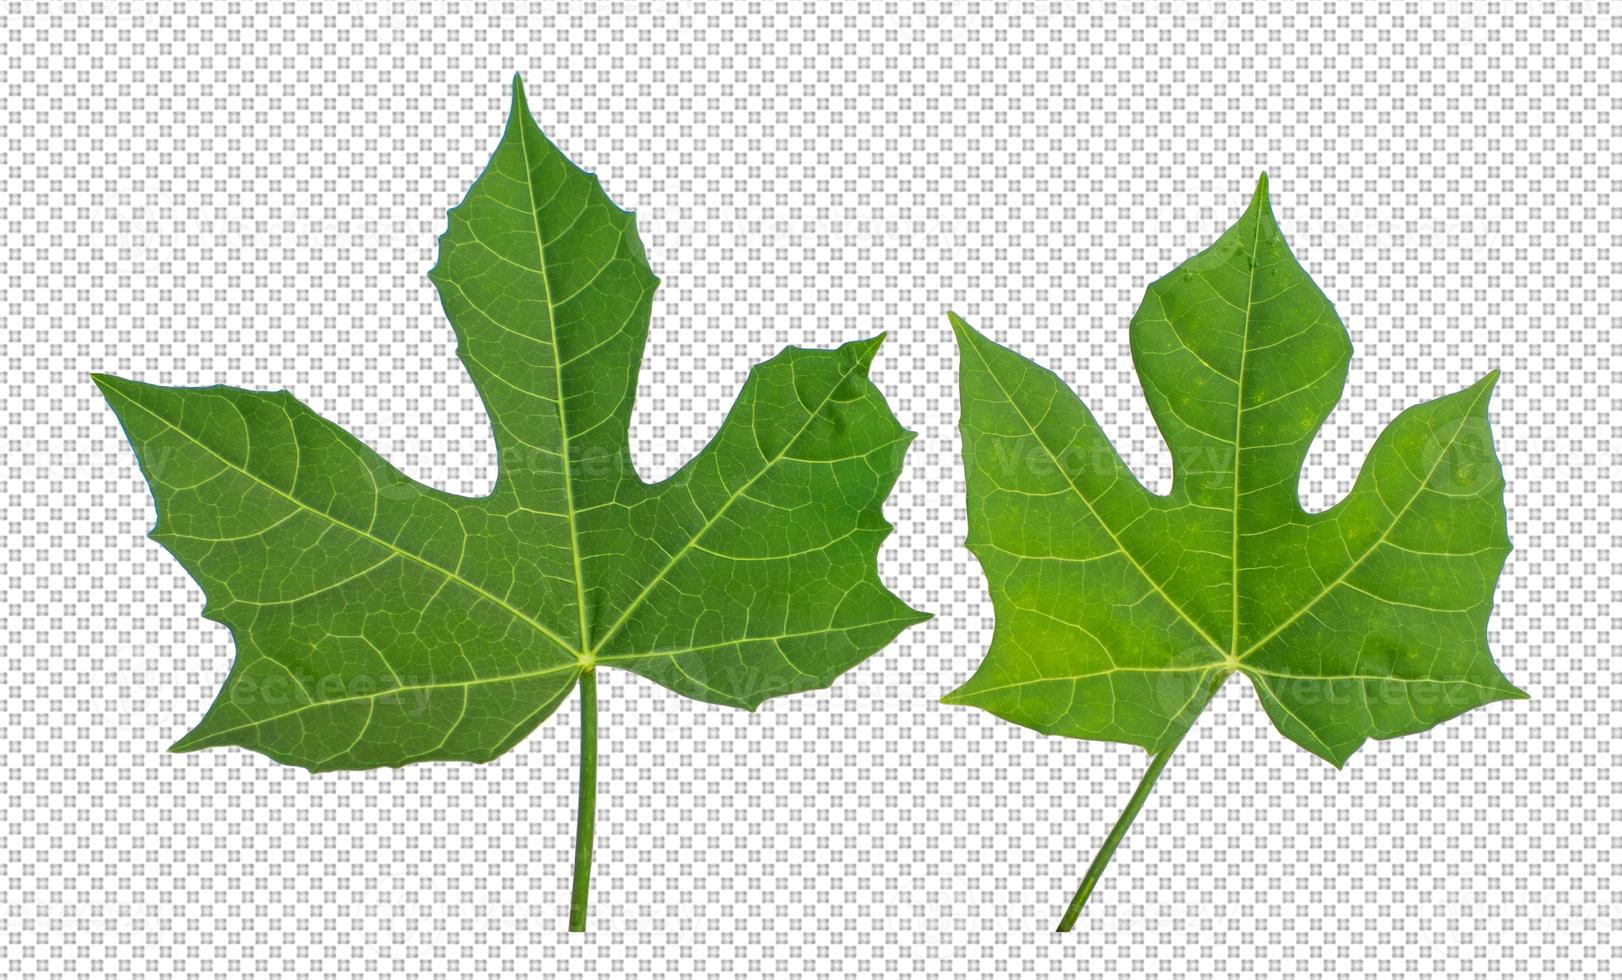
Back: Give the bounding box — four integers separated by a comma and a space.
947, 176, 1523, 767
946, 176, 1525, 929
95, 76, 927, 773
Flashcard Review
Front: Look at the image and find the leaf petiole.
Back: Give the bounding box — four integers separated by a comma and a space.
568, 669, 599, 932
1056, 705, 1201, 932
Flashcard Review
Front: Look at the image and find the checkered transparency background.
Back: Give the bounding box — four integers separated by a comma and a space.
7, 1, 1615, 976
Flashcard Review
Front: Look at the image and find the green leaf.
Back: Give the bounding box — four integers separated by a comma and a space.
95, 76, 926, 928
944, 176, 1525, 927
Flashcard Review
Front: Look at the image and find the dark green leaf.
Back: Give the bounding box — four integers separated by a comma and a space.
97, 77, 927, 773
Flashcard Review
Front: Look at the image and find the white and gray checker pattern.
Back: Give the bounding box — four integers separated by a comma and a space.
6, 1, 1615, 976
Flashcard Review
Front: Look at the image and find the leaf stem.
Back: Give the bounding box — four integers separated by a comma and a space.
1055, 724, 1191, 932
568, 669, 599, 932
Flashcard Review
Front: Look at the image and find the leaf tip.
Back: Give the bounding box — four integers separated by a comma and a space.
845, 332, 887, 371
1249, 172, 1273, 215
167, 732, 205, 754
947, 311, 979, 346
507, 73, 536, 130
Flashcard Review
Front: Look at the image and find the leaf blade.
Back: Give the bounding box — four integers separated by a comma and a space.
97, 78, 925, 773
593, 338, 930, 706
946, 314, 1230, 753
950, 178, 1522, 767
93, 375, 583, 769
1239, 372, 1525, 764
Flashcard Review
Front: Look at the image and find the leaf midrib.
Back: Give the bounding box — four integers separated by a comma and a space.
517, 115, 595, 660
189, 661, 583, 749
107, 386, 580, 659
1230, 204, 1264, 660
1236, 379, 1493, 661
585, 348, 879, 659
959, 331, 1230, 661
